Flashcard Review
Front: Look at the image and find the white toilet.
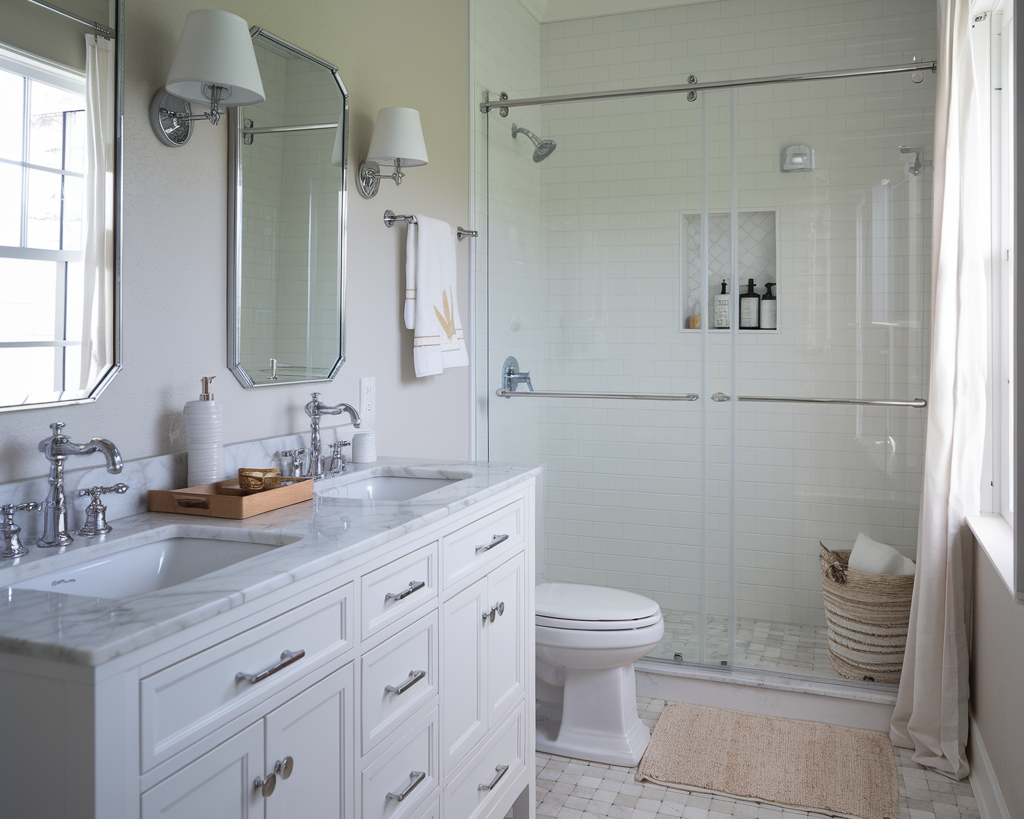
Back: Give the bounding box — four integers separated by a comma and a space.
535, 582, 665, 766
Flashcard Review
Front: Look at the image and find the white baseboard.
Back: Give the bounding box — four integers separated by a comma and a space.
969, 715, 1012, 819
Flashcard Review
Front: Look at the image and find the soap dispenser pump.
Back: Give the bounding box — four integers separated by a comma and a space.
712, 280, 730, 329
739, 278, 760, 329
184, 376, 224, 487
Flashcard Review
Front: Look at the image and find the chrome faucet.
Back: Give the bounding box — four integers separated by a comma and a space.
304, 393, 361, 480
38, 422, 123, 548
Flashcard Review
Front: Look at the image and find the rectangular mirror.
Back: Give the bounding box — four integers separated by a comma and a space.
0, 0, 122, 411
228, 28, 349, 387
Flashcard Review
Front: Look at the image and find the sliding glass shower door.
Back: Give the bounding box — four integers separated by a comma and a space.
480, 68, 932, 683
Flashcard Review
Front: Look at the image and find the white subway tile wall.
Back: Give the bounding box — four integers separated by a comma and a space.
474, 0, 935, 640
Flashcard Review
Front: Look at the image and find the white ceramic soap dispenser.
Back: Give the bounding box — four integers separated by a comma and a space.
184, 376, 223, 487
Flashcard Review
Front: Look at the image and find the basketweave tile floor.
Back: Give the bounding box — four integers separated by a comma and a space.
649, 610, 850, 683
528, 698, 980, 819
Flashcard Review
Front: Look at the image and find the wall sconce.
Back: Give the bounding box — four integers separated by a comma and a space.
357, 107, 428, 199
150, 9, 266, 148
781, 144, 814, 172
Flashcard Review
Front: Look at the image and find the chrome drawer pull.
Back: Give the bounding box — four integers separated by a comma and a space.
385, 580, 425, 602
235, 649, 306, 685
476, 534, 509, 554
478, 764, 509, 791
385, 669, 426, 695
386, 770, 425, 802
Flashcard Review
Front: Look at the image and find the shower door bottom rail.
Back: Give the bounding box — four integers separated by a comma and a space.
496, 389, 699, 402
710, 392, 927, 408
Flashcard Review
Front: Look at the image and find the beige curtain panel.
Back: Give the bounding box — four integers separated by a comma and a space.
888, 0, 987, 780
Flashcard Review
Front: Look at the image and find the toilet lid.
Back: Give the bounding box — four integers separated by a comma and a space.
535, 583, 663, 630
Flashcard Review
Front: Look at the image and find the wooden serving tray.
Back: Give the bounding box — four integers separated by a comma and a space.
148, 478, 313, 519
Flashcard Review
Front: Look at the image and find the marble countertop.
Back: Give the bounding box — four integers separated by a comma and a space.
0, 459, 541, 667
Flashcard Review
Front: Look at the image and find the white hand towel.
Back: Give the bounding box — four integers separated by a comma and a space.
405, 214, 468, 377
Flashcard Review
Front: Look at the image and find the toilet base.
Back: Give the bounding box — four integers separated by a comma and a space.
534, 663, 651, 767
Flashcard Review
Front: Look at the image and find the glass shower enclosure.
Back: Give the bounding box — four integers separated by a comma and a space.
478, 61, 934, 684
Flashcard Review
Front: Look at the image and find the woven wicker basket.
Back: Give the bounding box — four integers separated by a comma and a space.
819, 544, 915, 684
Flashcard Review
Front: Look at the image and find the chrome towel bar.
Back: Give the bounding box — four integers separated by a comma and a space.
496, 389, 699, 402
712, 393, 927, 408
384, 209, 478, 241
494, 389, 926, 408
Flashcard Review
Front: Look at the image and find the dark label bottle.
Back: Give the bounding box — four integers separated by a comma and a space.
739, 278, 760, 329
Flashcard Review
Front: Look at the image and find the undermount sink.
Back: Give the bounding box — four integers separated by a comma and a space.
10, 532, 301, 599
323, 475, 463, 502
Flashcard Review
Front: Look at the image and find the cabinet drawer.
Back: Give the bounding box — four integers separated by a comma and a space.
361, 706, 438, 819
361, 611, 437, 755
362, 541, 438, 639
445, 701, 526, 819
442, 499, 524, 588
140, 584, 351, 772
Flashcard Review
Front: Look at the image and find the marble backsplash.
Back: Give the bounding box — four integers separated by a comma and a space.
0, 425, 358, 544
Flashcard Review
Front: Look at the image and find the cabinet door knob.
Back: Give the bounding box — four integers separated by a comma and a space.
385, 579, 426, 602
386, 770, 425, 802
476, 534, 509, 554
478, 764, 509, 791
275, 756, 294, 780
254, 772, 277, 798
385, 669, 426, 695
235, 649, 306, 685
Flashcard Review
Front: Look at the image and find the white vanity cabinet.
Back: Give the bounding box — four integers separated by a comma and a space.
0, 476, 536, 819
141, 663, 354, 819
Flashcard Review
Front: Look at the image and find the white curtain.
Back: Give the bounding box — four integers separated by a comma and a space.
80, 33, 115, 390
888, 0, 987, 780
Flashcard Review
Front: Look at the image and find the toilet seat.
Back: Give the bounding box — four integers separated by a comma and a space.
536, 582, 663, 630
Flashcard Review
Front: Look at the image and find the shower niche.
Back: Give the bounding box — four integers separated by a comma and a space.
679, 209, 780, 332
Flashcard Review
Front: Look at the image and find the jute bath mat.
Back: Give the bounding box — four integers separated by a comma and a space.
636, 702, 899, 819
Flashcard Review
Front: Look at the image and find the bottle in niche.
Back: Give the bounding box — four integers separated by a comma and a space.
712, 281, 730, 329
739, 278, 760, 329
760, 282, 777, 330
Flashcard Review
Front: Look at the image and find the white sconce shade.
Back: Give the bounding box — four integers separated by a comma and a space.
366, 107, 428, 166
165, 10, 265, 106
151, 9, 266, 147
358, 107, 428, 198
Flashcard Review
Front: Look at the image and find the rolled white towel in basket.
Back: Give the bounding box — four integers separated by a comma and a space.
848, 532, 916, 576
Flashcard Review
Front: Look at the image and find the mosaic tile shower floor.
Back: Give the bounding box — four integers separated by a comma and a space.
649, 609, 875, 684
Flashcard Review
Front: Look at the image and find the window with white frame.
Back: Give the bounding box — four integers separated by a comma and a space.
0, 44, 87, 397
971, 0, 1017, 599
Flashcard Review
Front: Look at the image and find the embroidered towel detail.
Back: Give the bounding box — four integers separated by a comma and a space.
405, 214, 468, 377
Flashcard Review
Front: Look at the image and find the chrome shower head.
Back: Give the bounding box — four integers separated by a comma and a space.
512, 123, 557, 162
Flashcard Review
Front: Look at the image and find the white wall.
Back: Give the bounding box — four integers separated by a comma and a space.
0, 0, 471, 485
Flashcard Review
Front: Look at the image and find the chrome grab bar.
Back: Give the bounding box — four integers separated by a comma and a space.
496, 389, 699, 402
710, 392, 927, 408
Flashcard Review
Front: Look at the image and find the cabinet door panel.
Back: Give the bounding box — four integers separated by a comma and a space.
265, 663, 353, 819
141, 721, 263, 819
440, 578, 487, 772
487, 554, 525, 726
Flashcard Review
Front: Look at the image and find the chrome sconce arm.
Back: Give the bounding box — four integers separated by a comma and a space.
358, 157, 408, 199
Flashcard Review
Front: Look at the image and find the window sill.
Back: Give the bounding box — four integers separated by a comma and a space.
966, 514, 1018, 600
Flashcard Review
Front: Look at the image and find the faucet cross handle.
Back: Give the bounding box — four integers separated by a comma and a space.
0, 502, 42, 560
77, 483, 130, 500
